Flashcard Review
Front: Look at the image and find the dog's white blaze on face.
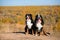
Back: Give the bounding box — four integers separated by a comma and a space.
36, 20, 42, 31
27, 19, 33, 29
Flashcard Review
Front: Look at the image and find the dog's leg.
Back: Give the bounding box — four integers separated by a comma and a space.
37, 32, 40, 36
32, 28, 35, 35
27, 28, 32, 35
25, 26, 28, 35
32, 27, 35, 35
34, 29, 37, 36
30, 29, 32, 34
35, 29, 38, 36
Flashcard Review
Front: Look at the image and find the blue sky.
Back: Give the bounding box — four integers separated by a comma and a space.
0, 0, 60, 6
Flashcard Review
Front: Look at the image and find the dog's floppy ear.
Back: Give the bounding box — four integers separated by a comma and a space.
35, 14, 39, 20
40, 15, 42, 19
25, 14, 28, 19
40, 15, 44, 25
25, 14, 28, 17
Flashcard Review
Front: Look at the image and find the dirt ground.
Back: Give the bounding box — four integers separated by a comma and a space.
0, 32, 60, 40
0, 24, 60, 40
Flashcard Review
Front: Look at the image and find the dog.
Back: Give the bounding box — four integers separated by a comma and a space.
33, 14, 47, 36
25, 14, 33, 35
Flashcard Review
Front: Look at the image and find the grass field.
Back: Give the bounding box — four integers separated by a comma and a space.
0, 6, 60, 32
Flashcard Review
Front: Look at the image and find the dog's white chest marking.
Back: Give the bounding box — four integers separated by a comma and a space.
36, 20, 42, 31
27, 19, 33, 29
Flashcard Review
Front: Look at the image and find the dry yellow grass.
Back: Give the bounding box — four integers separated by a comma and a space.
0, 6, 60, 32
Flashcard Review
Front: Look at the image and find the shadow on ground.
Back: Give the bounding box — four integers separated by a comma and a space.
13, 32, 25, 34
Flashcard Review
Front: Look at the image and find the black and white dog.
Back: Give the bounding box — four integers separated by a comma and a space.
33, 14, 45, 36
25, 14, 33, 34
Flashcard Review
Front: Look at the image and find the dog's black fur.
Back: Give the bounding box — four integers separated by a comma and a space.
25, 14, 33, 34
32, 14, 45, 36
